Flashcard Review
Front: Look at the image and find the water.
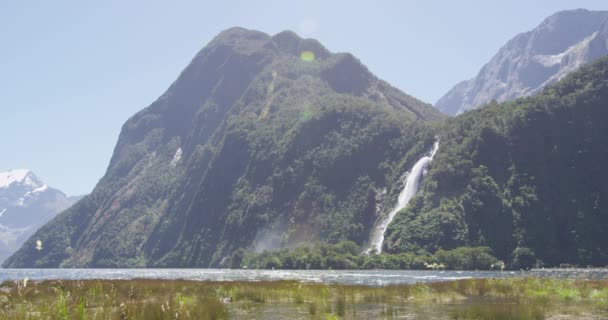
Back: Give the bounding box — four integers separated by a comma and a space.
367, 141, 440, 253
0, 269, 606, 286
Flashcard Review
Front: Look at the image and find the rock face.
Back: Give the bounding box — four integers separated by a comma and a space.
4, 28, 443, 268
0, 170, 76, 263
436, 9, 608, 115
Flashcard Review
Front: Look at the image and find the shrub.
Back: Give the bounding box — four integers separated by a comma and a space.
435, 247, 497, 270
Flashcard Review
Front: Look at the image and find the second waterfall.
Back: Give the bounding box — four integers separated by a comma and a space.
367, 141, 439, 254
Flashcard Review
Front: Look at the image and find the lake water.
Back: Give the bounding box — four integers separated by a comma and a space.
0, 268, 607, 286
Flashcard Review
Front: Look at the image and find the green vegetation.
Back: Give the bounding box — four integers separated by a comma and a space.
6, 30, 608, 270
386, 55, 608, 268
229, 241, 500, 270
0, 278, 606, 319
4, 28, 441, 268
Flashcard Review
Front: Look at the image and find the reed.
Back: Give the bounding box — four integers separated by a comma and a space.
0, 277, 605, 319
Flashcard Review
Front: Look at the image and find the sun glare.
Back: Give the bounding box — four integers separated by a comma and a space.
300, 51, 315, 62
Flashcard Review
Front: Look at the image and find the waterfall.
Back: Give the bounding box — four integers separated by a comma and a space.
367, 141, 439, 254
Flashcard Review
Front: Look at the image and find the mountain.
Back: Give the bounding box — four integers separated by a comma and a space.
436, 9, 608, 115
385, 55, 608, 267
0, 169, 77, 263
7, 24, 608, 269
4, 28, 444, 268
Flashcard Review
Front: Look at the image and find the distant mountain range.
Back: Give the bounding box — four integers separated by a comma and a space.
436, 9, 608, 115
0, 170, 79, 263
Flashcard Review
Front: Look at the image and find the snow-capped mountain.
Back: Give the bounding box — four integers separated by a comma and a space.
0, 169, 78, 263
436, 9, 608, 115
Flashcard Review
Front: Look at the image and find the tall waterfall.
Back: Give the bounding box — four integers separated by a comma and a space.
367, 141, 439, 254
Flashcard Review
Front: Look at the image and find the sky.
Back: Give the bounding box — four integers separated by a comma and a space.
1, 1, 607, 196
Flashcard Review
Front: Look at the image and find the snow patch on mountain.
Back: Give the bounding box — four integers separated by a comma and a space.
171, 148, 183, 166
0, 169, 78, 263
32, 184, 48, 193
22, 184, 50, 201
0, 169, 42, 189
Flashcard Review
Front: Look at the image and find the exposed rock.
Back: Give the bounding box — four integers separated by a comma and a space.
436, 9, 608, 115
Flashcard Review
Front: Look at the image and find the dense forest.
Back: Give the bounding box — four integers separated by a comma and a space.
229, 241, 502, 270
245, 56, 608, 270
386, 56, 608, 268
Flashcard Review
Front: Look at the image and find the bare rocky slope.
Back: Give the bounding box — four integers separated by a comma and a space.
436, 9, 608, 115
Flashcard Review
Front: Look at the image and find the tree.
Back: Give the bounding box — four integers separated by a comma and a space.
511, 247, 536, 270
230, 248, 245, 269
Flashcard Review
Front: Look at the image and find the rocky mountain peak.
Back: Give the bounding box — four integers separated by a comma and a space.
270, 30, 331, 59
0, 169, 77, 263
322, 53, 375, 95
0, 169, 43, 190
206, 27, 271, 53
435, 9, 608, 115
530, 9, 608, 55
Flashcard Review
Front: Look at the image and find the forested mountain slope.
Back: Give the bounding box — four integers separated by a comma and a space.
9, 26, 608, 269
386, 56, 608, 267
4, 28, 443, 268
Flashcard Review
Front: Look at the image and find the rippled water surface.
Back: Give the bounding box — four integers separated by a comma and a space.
0, 268, 606, 285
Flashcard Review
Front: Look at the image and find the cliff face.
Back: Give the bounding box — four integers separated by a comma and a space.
436, 9, 608, 115
4, 28, 442, 268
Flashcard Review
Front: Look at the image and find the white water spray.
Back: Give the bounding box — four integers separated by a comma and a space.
367, 141, 439, 254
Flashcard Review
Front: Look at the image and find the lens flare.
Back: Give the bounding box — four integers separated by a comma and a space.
299, 103, 315, 122
300, 51, 315, 62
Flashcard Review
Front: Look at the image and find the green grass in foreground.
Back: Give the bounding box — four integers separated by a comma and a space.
0, 278, 606, 319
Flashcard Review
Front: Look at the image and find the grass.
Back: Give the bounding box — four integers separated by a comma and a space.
0, 278, 605, 319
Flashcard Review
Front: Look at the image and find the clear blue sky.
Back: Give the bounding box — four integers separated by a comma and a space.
2, 1, 607, 195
